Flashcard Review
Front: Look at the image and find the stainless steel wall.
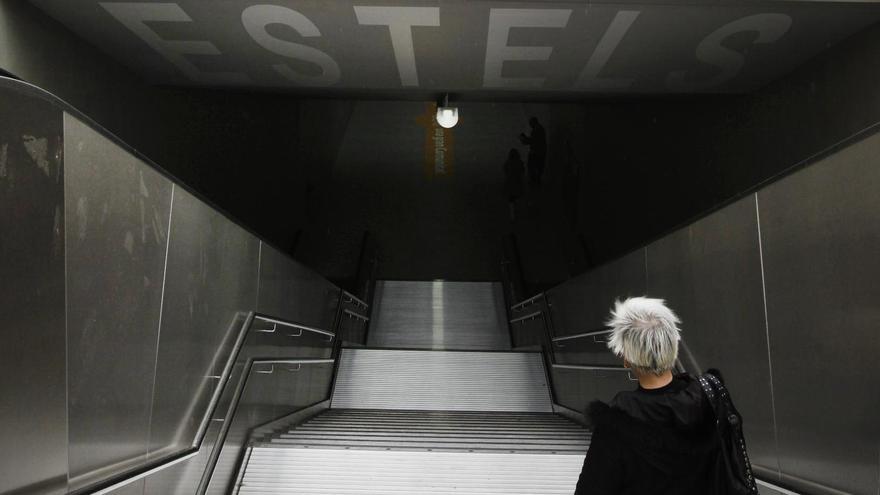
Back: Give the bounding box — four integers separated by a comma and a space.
757, 132, 880, 495
552, 337, 620, 367
0, 85, 67, 495
508, 250, 646, 414
204, 359, 335, 495
146, 187, 260, 462
1, 79, 347, 494
510, 314, 549, 349
551, 367, 636, 410
546, 249, 647, 336
536, 130, 880, 494
143, 422, 223, 495
61, 114, 342, 493
338, 305, 369, 345
646, 196, 779, 477
257, 243, 340, 331
64, 113, 174, 490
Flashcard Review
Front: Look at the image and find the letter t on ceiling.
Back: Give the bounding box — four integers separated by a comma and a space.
354, 6, 441, 87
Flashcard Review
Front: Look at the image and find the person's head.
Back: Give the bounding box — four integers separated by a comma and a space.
606, 297, 681, 376
529, 116, 539, 128
508, 148, 520, 160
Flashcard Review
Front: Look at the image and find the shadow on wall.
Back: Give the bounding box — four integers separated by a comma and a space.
295, 100, 591, 283
574, 21, 880, 269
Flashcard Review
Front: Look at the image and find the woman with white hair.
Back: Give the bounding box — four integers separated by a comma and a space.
573, 297, 722, 494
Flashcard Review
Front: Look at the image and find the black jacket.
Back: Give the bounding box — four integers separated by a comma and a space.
574, 375, 721, 495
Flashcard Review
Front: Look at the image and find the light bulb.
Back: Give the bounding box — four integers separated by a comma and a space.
435, 106, 459, 128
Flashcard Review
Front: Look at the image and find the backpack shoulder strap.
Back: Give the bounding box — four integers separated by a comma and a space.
704, 372, 735, 409
697, 373, 720, 409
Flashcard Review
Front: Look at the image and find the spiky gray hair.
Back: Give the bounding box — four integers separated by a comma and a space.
606, 297, 681, 375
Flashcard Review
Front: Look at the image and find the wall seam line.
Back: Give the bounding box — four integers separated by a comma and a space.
63, 113, 71, 491
643, 247, 649, 293
144, 183, 175, 471
755, 192, 782, 482
256, 241, 262, 311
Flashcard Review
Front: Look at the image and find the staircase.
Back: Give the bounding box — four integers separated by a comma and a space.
367, 280, 511, 350
234, 282, 590, 494
332, 348, 552, 412
239, 410, 588, 494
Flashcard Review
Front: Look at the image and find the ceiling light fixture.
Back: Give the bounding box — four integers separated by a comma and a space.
435, 94, 459, 129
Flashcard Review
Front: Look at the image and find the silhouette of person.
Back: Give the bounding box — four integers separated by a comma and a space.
519, 117, 546, 185
503, 148, 525, 220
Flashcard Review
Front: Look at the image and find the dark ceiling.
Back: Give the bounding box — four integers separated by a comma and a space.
31, 0, 880, 99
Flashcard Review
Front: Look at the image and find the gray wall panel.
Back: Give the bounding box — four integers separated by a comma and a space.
339, 312, 368, 345
757, 484, 788, 495
206, 361, 335, 494
250, 330, 334, 360
257, 243, 339, 330
646, 195, 779, 475
510, 316, 548, 349
64, 113, 173, 489
104, 479, 145, 495
0, 89, 67, 494
147, 187, 260, 461
275, 362, 335, 414
305, 363, 335, 406
546, 249, 647, 336
758, 132, 880, 495
553, 338, 619, 367
551, 367, 636, 413
205, 367, 271, 495
143, 422, 222, 495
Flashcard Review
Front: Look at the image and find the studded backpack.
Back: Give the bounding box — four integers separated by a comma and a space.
698, 370, 760, 495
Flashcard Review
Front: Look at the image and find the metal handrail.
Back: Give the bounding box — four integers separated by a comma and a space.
552, 364, 627, 372
552, 329, 612, 343
342, 290, 369, 309
83, 312, 256, 495
230, 400, 331, 495
254, 323, 277, 333
551, 364, 638, 381
83, 314, 338, 495
343, 308, 370, 321
196, 357, 336, 494
509, 310, 543, 324
192, 312, 256, 445
254, 359, 334, 370
755, 479, 803, 495
254, 315, 335, 338
510, 293, 544, 311
91, 452, 200, 495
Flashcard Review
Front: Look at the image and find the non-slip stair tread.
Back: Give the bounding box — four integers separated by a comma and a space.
252, 409, 590, 454
279, 432, 589, 439
275, 432, 589, 441
260, 442, 588, 453
294, 424, 584, 431
331, 349, 553, 412
238, 448, 585, 494
238, 407, 589, 493
366, 280, 512, 351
